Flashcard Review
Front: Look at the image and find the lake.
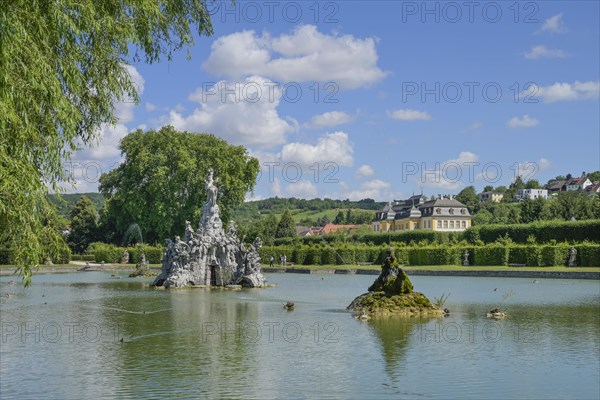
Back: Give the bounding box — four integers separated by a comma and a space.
1, 272, 599, 399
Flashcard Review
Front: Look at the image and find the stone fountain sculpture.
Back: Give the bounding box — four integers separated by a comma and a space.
153, 169, 267, 288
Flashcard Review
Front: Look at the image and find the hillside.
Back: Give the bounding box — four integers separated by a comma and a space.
231, 197, 384, 225
49, 192, 106, 219
48, 193, 384, 225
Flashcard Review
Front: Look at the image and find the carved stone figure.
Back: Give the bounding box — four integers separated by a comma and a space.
153, 171, 266, 288
121, 249, 130, 264
463, 250, 470, 266
568, 247, 577, 267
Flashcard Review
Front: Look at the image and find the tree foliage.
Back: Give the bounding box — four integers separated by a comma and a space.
0, 0, 214, 284
99, 126, 259, 244
455, 186, 479, 213
68, 196, 98, 253
275, 210, 297, 238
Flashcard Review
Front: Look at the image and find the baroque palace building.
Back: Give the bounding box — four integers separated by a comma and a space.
372, 195, 472, 233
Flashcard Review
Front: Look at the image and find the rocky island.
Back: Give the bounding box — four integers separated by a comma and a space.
347, 249, 444, 317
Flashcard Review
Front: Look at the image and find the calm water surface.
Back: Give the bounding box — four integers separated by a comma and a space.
1, 272, 599, 399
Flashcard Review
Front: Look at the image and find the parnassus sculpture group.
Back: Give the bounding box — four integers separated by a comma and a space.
153, 169, 266, 288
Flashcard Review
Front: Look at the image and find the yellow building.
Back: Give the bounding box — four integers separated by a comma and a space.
372, 195, 472, 232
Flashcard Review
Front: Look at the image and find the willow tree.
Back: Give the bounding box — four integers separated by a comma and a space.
0, 1, 214, 285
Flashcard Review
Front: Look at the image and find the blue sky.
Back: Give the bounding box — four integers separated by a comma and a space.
66, 1, 600, 201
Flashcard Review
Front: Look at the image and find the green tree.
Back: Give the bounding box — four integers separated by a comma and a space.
275, 210, 296, 238
494, 185, 507, 193
99, 127, 259, 244
586, 171, 600, 183
520, 198, 545, 223
333, 211, 345, 224
1, 0, 214, 284
525, 179, 541, 189
472, 208, 492, 225
483, 185, 494, 192
455, 186, 479, 213
549, 191, 593, 220
68, 196, 98, 253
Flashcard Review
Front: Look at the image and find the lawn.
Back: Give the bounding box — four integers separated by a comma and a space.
279, 264, 600, 273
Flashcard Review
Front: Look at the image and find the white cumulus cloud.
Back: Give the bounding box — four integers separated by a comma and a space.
203, 25, 387, 89
309, 111, 355, 128
162, 76, 297, 147
387, 109, 431, 121
508, 115, 540, 128
286, 180, 318, 198
525, 45, 567, 59
523, 81, 600, 103
538, 13, 568, 34
355, 164, 375, 178
280, 131, 354, 167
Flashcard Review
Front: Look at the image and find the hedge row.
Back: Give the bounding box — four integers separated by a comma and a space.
469, 220, 600, 244
88, 243, 163, 264
0, 248, 71, 265
273, 230, 463, 246
272, 220, 600, 247
259, 243, 600, 267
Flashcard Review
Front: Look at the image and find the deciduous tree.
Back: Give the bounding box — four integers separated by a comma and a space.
99, 127, 259, 244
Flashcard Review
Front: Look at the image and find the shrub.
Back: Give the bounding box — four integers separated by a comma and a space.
90, 242, 123, 263
128, 245, 163, 264
575, 243, 600, 267
473, 220, 600, 244
541, 245, 569, 266
474, 246, 509, 266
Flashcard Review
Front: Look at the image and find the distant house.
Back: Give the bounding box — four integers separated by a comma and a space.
545, 175, 593, 193
372, 195, 471, 232
584, 183, 600, 194
516, 189, 548, 200
565, 176, 592, 191
545, 180, 566, 193
309, 227, 323, 236
296, 225, 312, 237
320, 223, 360, 235
479, 191, 504, 203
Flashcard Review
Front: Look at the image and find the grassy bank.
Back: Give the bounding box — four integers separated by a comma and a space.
279, 264, 600, 273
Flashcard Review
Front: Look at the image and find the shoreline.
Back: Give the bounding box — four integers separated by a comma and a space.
2, 264, 597, 280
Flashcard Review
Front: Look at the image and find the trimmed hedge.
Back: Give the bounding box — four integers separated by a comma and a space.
408, 247, 461, 266
575, 244, 600, 267
474, 246, 509, 266
469, 220, 600, 244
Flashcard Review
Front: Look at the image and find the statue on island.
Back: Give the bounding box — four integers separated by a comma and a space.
463, 250, 470, 266
121, 249, 130, 264
347, 249, 443, 317
568, 247, 577, 267
153, 169, 267, 288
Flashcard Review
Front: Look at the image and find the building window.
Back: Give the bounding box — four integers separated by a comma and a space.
437, 221, 441, 228
461, 221, 466, 228
443, 221, 448, 228
461, 209, 466, 214
436, 208, 442, 214
450, 221, 454, 229
449, 208, 454, 214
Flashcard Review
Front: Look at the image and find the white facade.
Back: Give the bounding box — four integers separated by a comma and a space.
517, 189, 548, 200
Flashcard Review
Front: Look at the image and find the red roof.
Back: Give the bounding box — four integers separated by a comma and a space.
320, 223, 360, 235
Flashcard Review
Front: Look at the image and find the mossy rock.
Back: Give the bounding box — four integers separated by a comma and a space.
347, 291, 443, 317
